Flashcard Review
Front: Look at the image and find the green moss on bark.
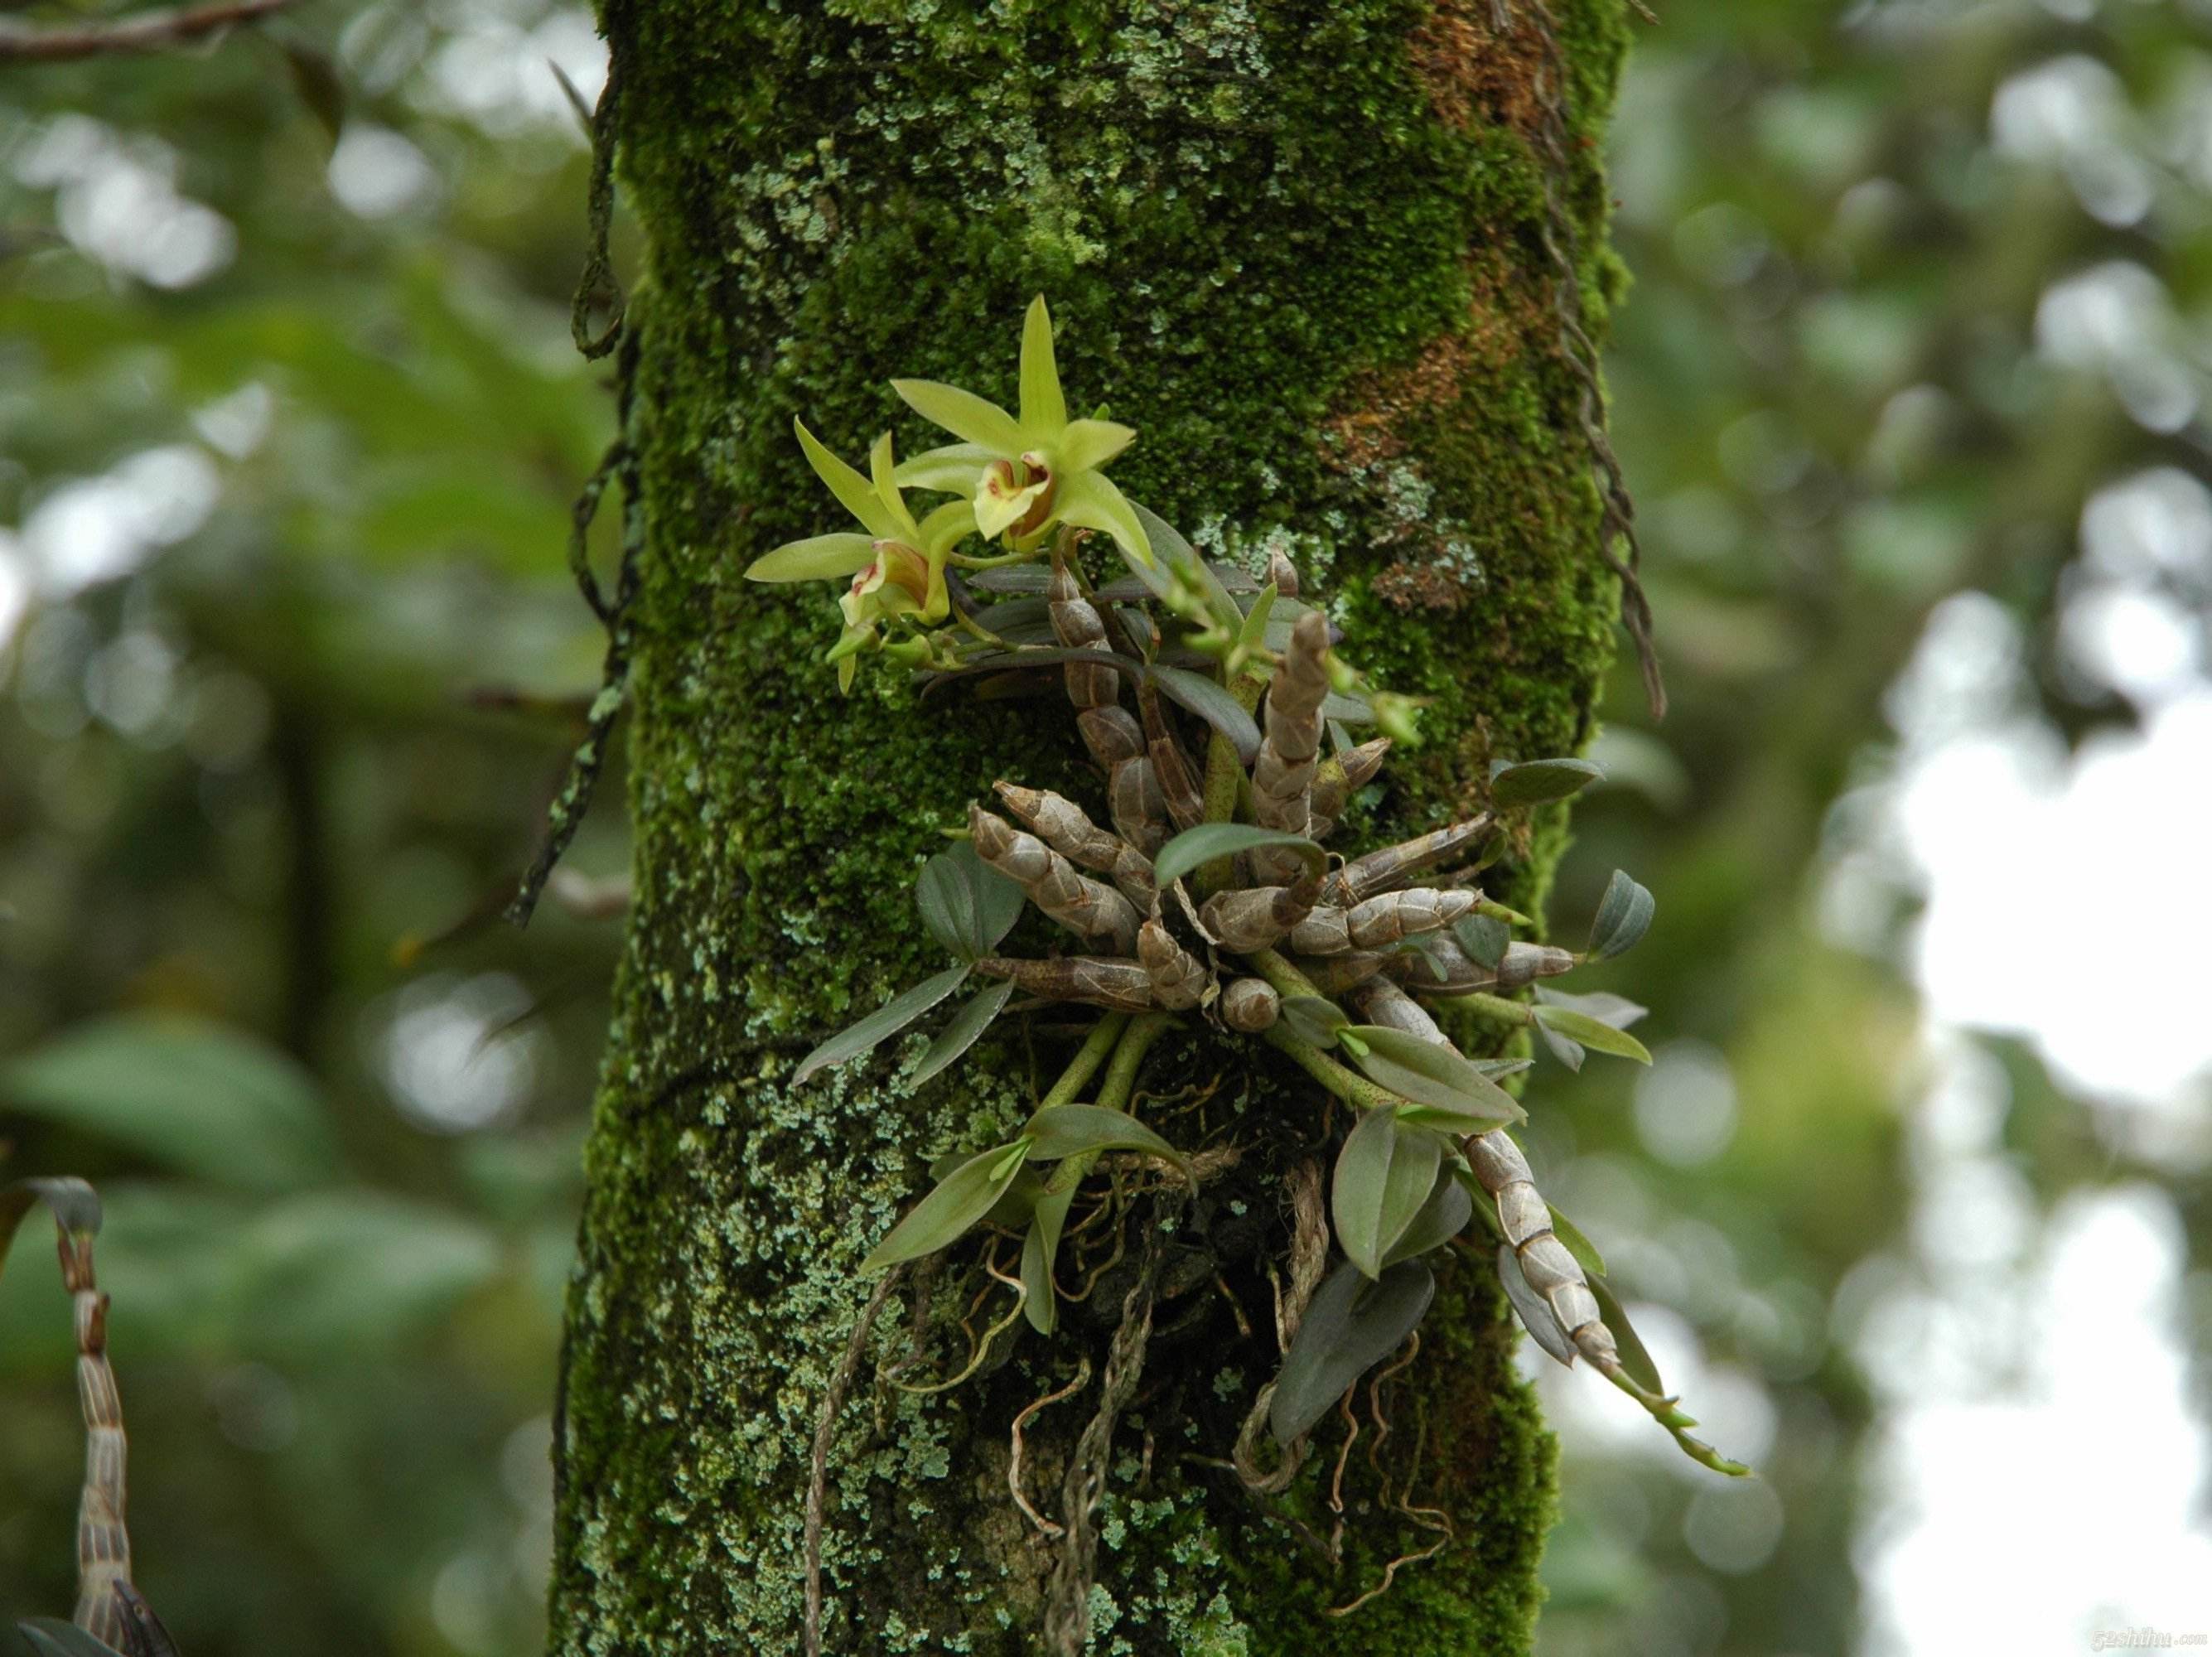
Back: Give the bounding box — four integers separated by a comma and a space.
552, 1, 1630, 1651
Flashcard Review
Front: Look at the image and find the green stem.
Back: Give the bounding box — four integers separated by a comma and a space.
1260, 1024, 1401, 1113
1096, 1012, 1171, 1114
946, 548, 1034, 571
1041, 1012, 1129, 1109
1456, 993, 1536, 1027
1241, 946, 1322, 1004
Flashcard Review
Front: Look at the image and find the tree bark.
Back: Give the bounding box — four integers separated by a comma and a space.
549, 2, 1633, 1651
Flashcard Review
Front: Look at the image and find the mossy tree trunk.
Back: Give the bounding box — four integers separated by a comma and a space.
549, 2, 1633, 1651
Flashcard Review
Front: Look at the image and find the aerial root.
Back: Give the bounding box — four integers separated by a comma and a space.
894, 1246, 1026, 1396
804, 1265, 904, 1657
1009, 1359, 1094, 1540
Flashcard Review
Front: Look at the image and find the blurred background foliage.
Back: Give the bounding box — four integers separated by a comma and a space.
2, 2, 2206, 1655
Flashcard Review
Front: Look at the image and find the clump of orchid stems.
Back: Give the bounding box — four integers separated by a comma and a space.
779, 299, 1747, 1495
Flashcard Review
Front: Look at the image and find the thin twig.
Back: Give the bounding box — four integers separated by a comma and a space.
804, 1267, 903, 1657
0, 0, 289, 62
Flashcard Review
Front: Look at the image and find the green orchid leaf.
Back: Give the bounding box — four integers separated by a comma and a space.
1269, 1257, 1436, 1445
862, 1139, 1031, 1271
1018, 295, 1067, 437
1496, 1243, 1578, 1367
794, 418, 900, 542
1152, 822, 1321, 891
1234, 579, 1277, 662
1343, 1026, 1525, 1126
894, 442, 992, 494
1381, 1166, 1472, 1267
794, 966, 971, 1084
1054, 418, 1134, 473
1489, 756, 1605, 808
1587, 868, 1656, 960
1331, 1109, 1444, 1278
1532, 987, 1649, 1028
915, 841, 1027, 960
1452, 913, 1511, 970
17, 1621, 131, 1657
743, 532, 878, 584
1021, 1104, 1185, 1172
1020, 1212, 1058, 1334
1548, 1205, 1609, 1280
891, 378, 1026, 456
908, 980, 1017, 1089
1054, 469, 1152, 566
1532, 1003, 1652, 1064
1128, 501, 1240, 629
1145, 664, 1260, 766
1587, 1273, 1666, 1396
1537, 1019, 1587, 1072
1, 1176, 101, 1280
1278, 994, 1351, 1048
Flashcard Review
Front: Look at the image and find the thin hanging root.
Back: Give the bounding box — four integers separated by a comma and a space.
805, 1266, 904, 1657
1047, 553, 1119, 710
893, 1249, 1027, 1396
1277, 1158, 1330, 1350
1008, 1358, 1094, 1539
1139, 680, 1205, 831
969, 803, 1142, 954
1322, 814, 1493, 908
1249, 611, 1331, 882
977, 955, 1157, 1012
994, 781, 1154, 908
1197, 869, 1320, 952
1288, 888, 1476, 955
1137, 920, 1210, 1010
1324, 1533, 1451, 1620
1044, 1205, 1176, 1657
1233, 1382, 1307, 1495
1309, 737, 1391, 841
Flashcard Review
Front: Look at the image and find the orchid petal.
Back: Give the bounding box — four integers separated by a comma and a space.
1052, 418, 1135, 474
1054, 470, 1153, 567
744, 532, 879, 583
1018, 295, 1067, 441
892, 379, 1026, 455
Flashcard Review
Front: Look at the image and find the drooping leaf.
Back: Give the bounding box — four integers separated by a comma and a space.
1537, 1020, 1587, 1072
1320, 689, 1374, 726
0, 1176, 100, 1280
1269, 1257, 1436, 1444
1021, 1214, 1057, 1335
1152, 823, 1321, 891
1095, 558, 1258, 603
1452, 913, 1511, 970
915, 842, 1026, 961
1532, 987, 1649, 1028
1381, 1167, 1472, 1267
1021, 1104, 1185, 1172
1331, 1109, 1443, 1278
1548, 1205, 1609, 1280
1489, 756, 1604, 808
1587, 1273, 1667, 1397
1130, 503, 1243, 631
1496, 1243, 1578, 1367
17, 1621, 129, 1657
1146, 663, 1260, 766
862, 1140, 1030, 1272
908, 979, 1017, 1088
794, 966, 970, 1084
1532, 1003, 1652, 1064
967, 564, 1055, 595
1277, 994, 1350, 1048
1587, 869, 1655, 960
1342, 1026, 1525, 1127
0, 1014, 340, 1191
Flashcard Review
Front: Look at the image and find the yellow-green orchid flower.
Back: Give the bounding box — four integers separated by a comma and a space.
745, 420, 976, 690
891, 296, 1152, 566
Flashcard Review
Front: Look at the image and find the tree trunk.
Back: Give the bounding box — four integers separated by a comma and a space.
549, 2, 1632, 1651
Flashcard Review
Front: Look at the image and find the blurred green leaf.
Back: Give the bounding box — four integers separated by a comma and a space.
1270, 1257, 1434, 1445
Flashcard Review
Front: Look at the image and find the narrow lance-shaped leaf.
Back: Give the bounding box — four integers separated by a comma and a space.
907, 979, 1017, 1089
862, 1140, 1030, 1272
1532, 1003, 1652, 1065
1548, 1205, 1609, 1280
1587, 868, 1655, 960
1021, 1104, 1186, 1174
1331, 1109, 1443, 1278
1382, 1167, 1473, 1267
1278, 994, 1351, 1048
1453, 913, 1511, 970
1152, 823, 1322, 891
794, 965, 970, 1084
1588, 1273, 1665, 1397
915, 841, 1026, 960
1496, 1244, 1578, 1367
1490, 756, 1604, 808
17, 1621, 132, 1657
1269, 1258, 1436, 1445
1343, 1024, 1525, 1127
1147, 663, 1260, 766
